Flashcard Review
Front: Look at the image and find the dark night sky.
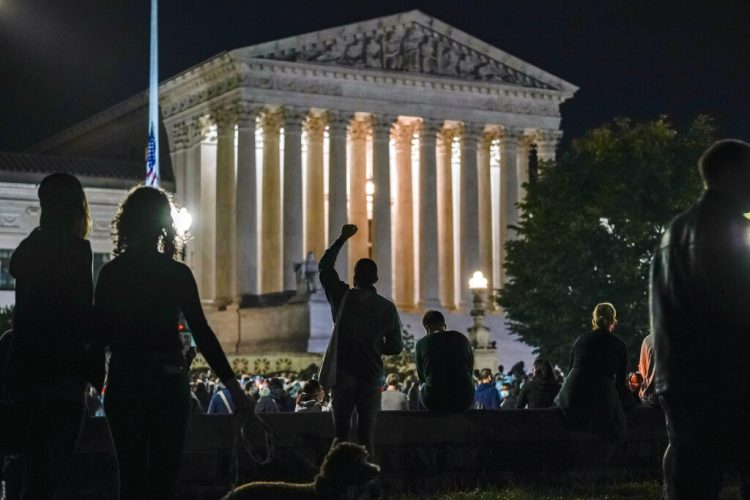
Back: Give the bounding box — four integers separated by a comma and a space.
1, 0, 749, 151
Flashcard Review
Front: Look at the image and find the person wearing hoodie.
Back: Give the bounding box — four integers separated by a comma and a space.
268, 377, 294, 412
516, 358, 562, 409
474, 368, 502, 410
295, 379, 325, 413
4, 173, 104, 499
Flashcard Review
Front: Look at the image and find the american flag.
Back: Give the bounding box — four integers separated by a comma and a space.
145, 126, 159, 186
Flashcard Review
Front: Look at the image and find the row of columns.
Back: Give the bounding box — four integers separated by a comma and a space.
171, 103, 561, 311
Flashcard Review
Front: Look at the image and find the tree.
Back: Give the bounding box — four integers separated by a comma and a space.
498, 116, 716, 367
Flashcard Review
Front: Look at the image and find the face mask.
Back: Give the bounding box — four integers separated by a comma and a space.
500, 390, 510, 398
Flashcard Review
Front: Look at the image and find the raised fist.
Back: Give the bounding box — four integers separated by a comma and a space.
340, 224, 358, 240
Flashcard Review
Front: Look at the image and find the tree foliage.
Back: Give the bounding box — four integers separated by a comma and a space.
498, 116, 716, 367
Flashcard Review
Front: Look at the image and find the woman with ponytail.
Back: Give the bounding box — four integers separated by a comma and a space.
554, 302, 628, 443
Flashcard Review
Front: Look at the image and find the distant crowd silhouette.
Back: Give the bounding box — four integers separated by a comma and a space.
1, 138, 750, 499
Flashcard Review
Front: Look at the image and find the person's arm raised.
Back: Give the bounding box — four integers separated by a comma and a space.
318, 225, 357, 314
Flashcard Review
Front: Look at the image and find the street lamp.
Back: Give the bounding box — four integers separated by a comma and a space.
468, 271, 491, 349
172, 206, 192, 261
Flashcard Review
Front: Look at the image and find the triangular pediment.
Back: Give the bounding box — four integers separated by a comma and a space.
238, 10, 576, 93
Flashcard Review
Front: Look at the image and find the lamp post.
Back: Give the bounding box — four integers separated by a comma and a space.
172, 206, 192, 261
468, 271, 491, 348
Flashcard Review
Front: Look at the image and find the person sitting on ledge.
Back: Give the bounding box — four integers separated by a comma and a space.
554, 302, 628, 443
415, 310, 474, 412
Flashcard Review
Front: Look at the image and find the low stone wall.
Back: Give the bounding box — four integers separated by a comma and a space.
48, 407, 665, 499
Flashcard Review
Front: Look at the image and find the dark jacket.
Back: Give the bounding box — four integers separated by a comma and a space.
474, 382, 501, 410
516, 379, 561, 409
651, 190, 750, 397
7, 228, 100, 398
416, 330, 474, 412
318, 238, 403, 387
555, 328, 628, 441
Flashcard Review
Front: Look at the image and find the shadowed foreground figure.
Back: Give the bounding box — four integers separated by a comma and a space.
4, 173, 103, 499
94, 186, 249, 499
221, 442, 380, 499
651, 139, 750, 499
318, 224, 402, 458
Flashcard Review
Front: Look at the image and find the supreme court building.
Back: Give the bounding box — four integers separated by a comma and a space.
22, 10, 577, 363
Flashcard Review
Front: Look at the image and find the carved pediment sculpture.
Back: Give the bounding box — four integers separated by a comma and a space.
260, 22, 554, 90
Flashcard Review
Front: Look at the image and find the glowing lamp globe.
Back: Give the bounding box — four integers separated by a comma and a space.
172, 207, 192, 235
469, 271, 488, 291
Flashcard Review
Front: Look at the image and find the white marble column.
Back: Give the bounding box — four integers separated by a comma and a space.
371, 114, 397, 300
460, 123, 484, 307
305, 115, 326, 261
477, 132, 494, 295
169, 122, 188, 207
283, 107, 305, 292
348, 119, 370, 274
516, 136, 531, 204
199, 120, 217, 302
185, 118, 204, 283
393, 120, 415, 308
235, 104, 260, 304
213, 108, 236, 308
419, 118, 441, 308
536, 129, 563, 162
437, 127, 456, 309
260, 109, 284, 294
499, 129, 521, 287
327, 111, 350, 283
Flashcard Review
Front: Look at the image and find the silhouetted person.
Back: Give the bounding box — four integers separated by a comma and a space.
516, 358, 561, 409
415, 310, 474, 412
651, 139, 750, 499
555, 303, 627, 443
318, 224, 402, 458
5, 173, 103, 499
93, 186, 249, 500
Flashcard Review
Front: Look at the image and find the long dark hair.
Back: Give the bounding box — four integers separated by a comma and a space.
111, 186, 178, 258
533, 358, 557, 384
38, 173, 91, 239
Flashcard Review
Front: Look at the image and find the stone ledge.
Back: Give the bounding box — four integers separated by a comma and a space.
38, 407, 668, 499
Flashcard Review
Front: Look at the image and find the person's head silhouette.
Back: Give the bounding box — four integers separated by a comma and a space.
699, 139, 750, 208
38, 173, 90, 239
112, 186, 178, 257
353, 258, 378, 288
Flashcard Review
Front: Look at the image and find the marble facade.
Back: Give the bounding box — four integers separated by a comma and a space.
161, 11, 575, 317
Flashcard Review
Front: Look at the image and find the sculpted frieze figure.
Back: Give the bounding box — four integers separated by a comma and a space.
262, 23, 552, 89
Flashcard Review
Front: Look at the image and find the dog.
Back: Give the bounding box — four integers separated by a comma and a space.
222, 441, 380, 499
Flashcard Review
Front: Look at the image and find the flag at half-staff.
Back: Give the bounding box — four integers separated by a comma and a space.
145, 0, 160, 187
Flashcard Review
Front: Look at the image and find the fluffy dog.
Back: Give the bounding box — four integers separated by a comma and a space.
222, 441, 380, 499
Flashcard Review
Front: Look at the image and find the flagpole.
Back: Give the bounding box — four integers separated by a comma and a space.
146, 0, 160, 186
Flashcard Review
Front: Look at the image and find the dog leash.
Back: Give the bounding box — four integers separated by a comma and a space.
228, 409, 322, 492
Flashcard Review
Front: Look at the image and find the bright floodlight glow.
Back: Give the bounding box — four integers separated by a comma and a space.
366, 179, 375, 196
172, 206, 192, 235
469, 271, 488, 290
